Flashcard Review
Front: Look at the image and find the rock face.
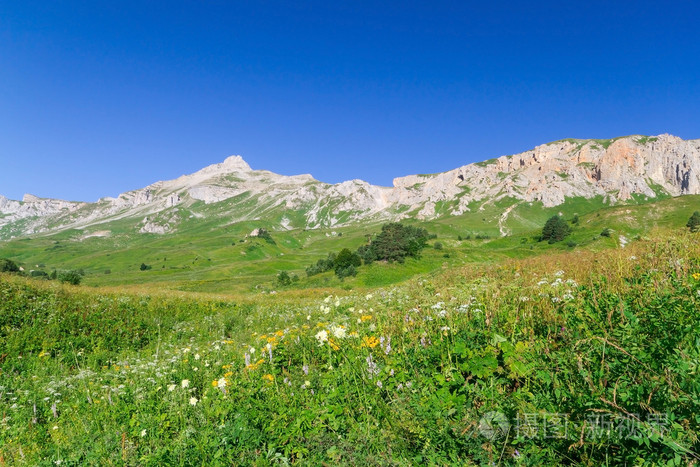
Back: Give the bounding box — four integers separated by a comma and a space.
1, 134, 699, 239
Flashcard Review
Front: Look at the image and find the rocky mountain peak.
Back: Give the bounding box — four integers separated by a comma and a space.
220, 155, 251, 172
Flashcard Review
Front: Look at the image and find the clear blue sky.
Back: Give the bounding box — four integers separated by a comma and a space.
1, 1, 699, 202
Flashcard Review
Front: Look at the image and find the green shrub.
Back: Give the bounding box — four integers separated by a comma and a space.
58, 270, 83, 285
0, 258, 20, 273
687, 211, 700, 232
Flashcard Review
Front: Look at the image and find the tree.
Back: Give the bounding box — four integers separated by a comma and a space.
0, 258, 20, 273
541, 215, 571, 243
687, 211, 700, 232
366, 223, 429, 263
140, 263, 152, 271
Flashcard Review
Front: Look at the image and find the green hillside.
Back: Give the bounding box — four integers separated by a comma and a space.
0, 195, 698, 294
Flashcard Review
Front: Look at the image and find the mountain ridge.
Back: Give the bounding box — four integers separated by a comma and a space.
1, 133, 699, 240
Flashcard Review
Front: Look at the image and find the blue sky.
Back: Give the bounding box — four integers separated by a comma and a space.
1, 1, 699, 202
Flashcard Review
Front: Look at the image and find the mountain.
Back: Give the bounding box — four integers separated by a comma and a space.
1, 134, 699, 240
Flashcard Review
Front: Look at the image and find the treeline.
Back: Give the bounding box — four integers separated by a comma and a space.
305, 223, 431, 279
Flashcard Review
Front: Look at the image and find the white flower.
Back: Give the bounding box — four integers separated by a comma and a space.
140, 429, 147, 437
324, 296, 332, 303
334, 300, 340, 307
315, 330, 328, 345
189, 397, 198, 406
194, 353, 201, 360
181, 379, 190, 389
330, 325, 346, 339
217, 378, 227, 389
167, 384, 176, 392
249, 347, 255, 354
365, 294, 373, 300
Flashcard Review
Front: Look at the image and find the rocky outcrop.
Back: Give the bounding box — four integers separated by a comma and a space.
1, 134, 699, 239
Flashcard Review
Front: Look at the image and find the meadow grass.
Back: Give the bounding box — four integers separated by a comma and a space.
1, 228, 699, 465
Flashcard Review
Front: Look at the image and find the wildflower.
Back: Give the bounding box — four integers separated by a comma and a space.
140, 429, 147, 437
315, 330, 328, 346
302, 364, 309, 375
376, 381, 383, 388
693, 273, 700, 281
324, 295, 332, 303
328, 339, 340, 351
303, 380, 311, 388
181, 379, 190, 389
365, 293, 373, 300
366, 354, 380, 378
381, 336, 391, 355
267, 343, 273, 363
167, 384, 176, 392
362, 336, 380, 348
262, 374, 274, 383
249, 347, 255, 354
217, 378, 227, 389
330, 324, 346, 339
245, 352, 251, 367
194, 354, 201, 360
189, 397, 198, 406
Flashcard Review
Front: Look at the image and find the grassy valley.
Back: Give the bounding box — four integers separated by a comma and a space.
1, 195, 700, 465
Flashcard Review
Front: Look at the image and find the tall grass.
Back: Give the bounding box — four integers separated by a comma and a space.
1, 231, 699, 465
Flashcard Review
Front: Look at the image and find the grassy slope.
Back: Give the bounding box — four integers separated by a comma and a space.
1, 228, 699, 464
0, 195, 698, 294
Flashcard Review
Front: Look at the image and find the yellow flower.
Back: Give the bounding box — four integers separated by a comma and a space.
360, 315, 373, 322
693, 273, 700, 281
38, 350, 49, 358
275, 330, 284, 337
362, 336, 380, 348
328, 339, 340, 351
262, 374, 274, 383
246, 358, 265, 371
211, 380, 219, 387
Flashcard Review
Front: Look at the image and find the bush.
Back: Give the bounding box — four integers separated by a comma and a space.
433, 242, 443, 250
0, 258, 20, 273
276, 271, 291, 286
541, 215, 571, 243
335, 264, 357, 280
600, 228, 612, 237
58, 270, 83, 285
140, 263, 152, 271
687, 211, 700, 232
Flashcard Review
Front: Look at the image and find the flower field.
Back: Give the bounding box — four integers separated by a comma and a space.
1, 232, 699, 465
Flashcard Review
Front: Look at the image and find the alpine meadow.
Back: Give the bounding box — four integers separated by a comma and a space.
2, 134, 700, 465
